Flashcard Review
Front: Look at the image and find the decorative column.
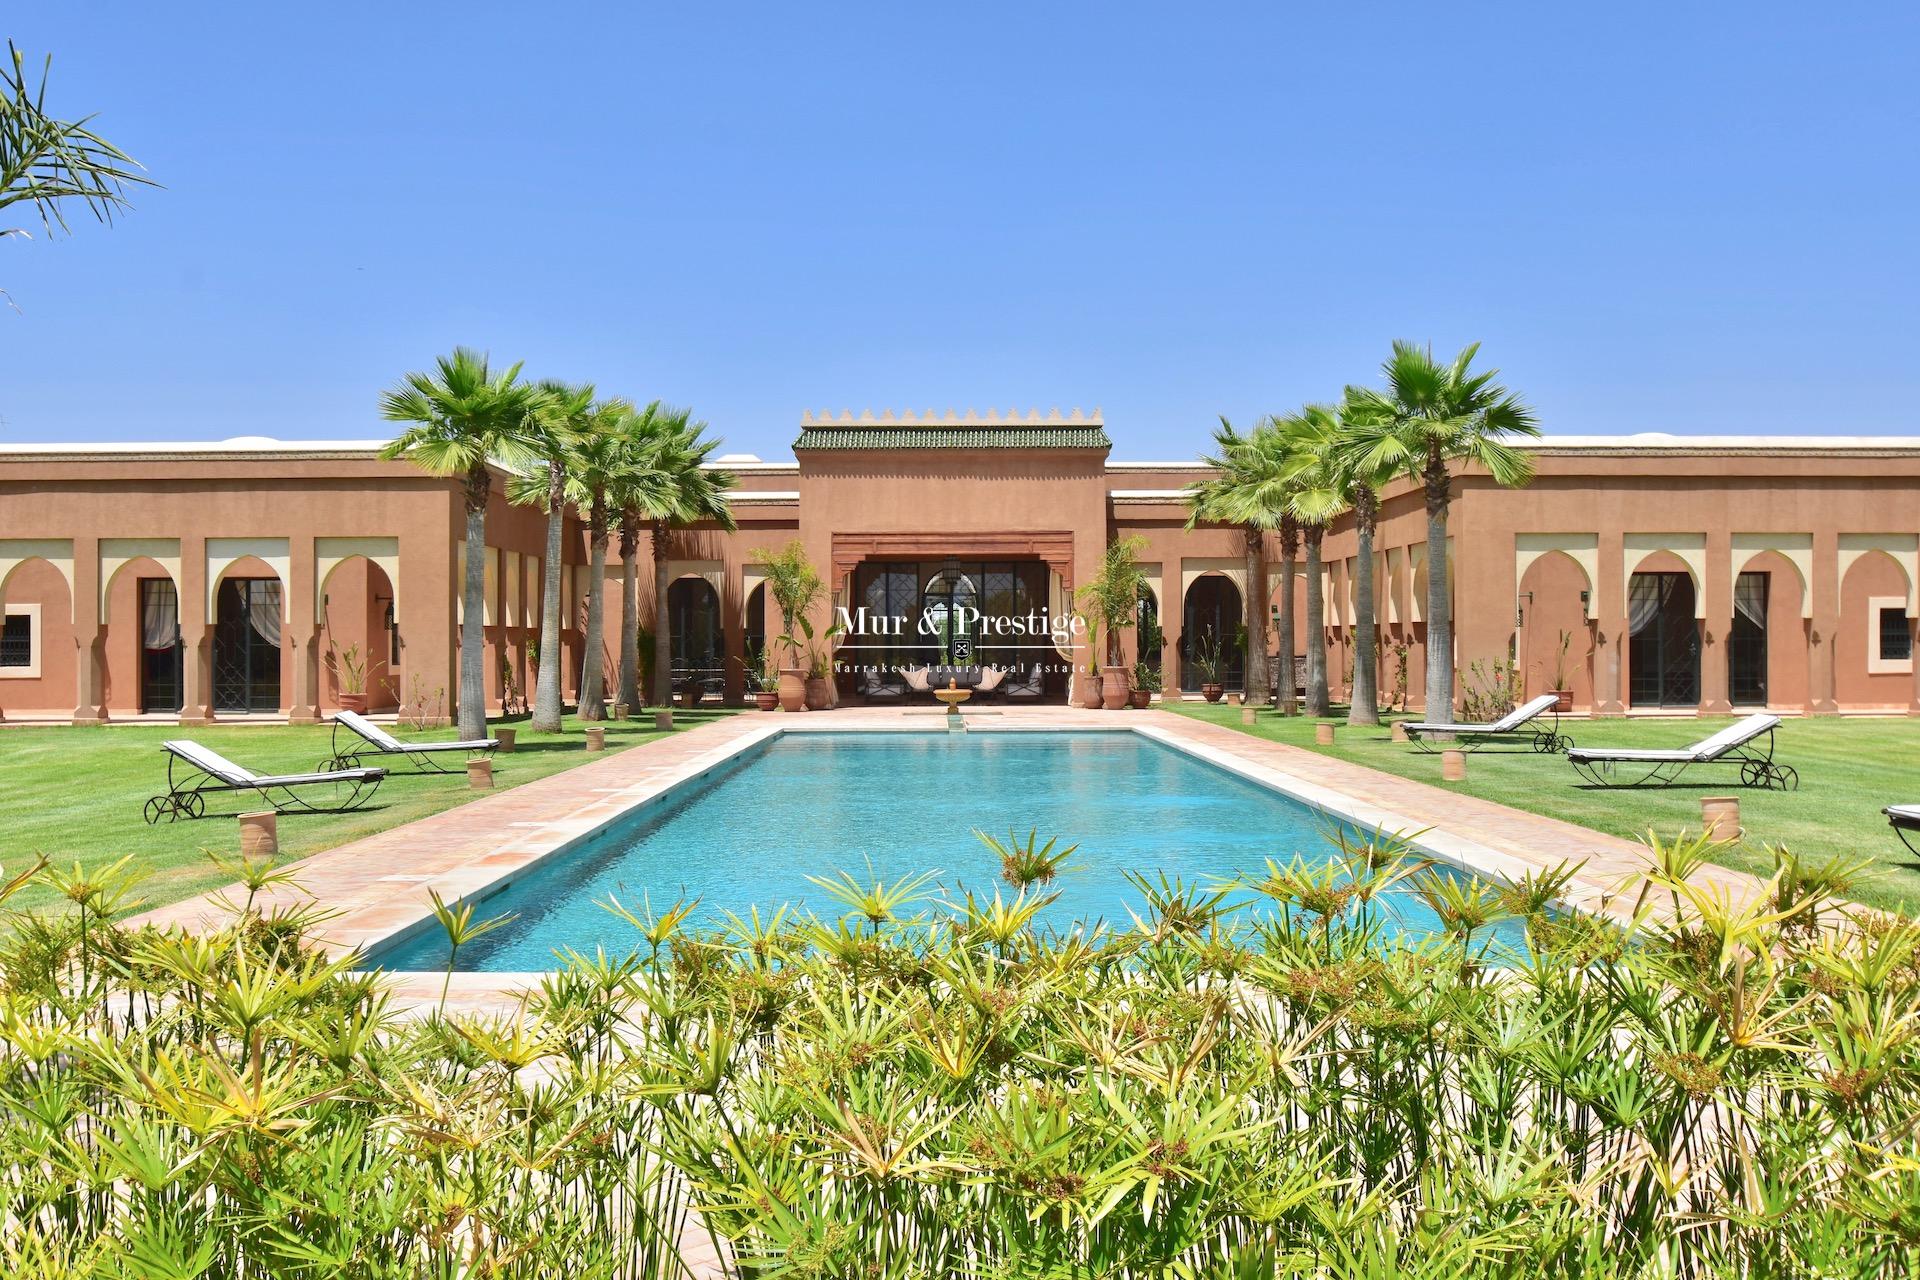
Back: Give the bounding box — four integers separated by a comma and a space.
1808, 530, 1840, 715
288, 537, 321, 724
70, 536, 106, 725
722, 561, 747, 705
1699, 530, 1733, 715
1593, 532, 1626, 716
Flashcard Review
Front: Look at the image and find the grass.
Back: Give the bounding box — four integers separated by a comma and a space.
1163, 701, 1920, 912
0, 708, 739, 915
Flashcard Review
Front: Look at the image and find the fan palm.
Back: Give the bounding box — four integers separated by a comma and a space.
559, 398, 636, 720
380, 348, 539, 741
1334, 393, 1398, 726
1186, 418, 1272, 708
1272, 406, 1349, 717
2, 42, 153, 266
507, 380, 597, 732
1342, 342, 1538, 723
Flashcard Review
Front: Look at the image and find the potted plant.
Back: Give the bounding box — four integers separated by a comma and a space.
752, 647, 780, 711
1076, 536, 1147, 710
1547, 628, 1580, 712
804, 643, 834, 711
1191, 628, 1226, 702
1076, 613, 1104, 708
756, 540, 823, 713
335, 642, 369, 714
1130, 660, 1160, 709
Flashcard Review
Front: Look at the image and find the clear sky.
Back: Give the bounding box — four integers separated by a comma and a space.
3, 3, 1916, 460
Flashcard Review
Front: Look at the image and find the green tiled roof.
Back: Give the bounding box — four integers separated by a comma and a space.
794, 426, 1113, 450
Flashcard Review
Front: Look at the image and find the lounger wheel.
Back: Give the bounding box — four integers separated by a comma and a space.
143, 792, 205, 823
1531, 730, 1572, 754
1739, 760, 1798, 791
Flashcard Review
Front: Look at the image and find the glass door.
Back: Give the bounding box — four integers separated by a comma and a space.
213, 578, 283, 712
1728, 572, 1768, 706
1627, 572, 1700, 707
138, 578, 183, 713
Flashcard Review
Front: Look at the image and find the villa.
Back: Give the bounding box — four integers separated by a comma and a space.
1, 412, 1916, 722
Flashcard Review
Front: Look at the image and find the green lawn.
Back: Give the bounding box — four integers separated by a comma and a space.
1, 709, 740, 916
1162, 702, 1920, 913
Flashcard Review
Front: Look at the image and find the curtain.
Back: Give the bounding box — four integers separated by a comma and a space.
1627, 575, 1663, 636
247, 580, 283, 647
141, 581, 179, 651
1734, 573, 1767, 629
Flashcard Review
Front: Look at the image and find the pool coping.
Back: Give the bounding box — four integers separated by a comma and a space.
130, 706, 1769, 1013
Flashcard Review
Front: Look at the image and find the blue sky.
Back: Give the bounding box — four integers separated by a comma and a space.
4, 3, 1916, 459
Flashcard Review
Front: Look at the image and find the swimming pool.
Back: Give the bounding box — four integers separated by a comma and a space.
371, 730, 1529, 971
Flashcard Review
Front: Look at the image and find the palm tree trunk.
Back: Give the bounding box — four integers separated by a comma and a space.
1243, 525, 1269, 706
530, 461, 567, 732
1423, 454, 1454, 724
1304, 527, 1329, 716
1348, 488, 1380, 726
579, 495, 609, 720
651, 522, 672, 716
457, 468, 490, 742
617, 513, 641, 712
1276, 528, 1298, 716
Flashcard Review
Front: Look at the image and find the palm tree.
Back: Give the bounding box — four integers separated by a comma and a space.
508, 380, 596, 732
1186, 419, 1272, 707
561, 399, 634, 720
1343, 342, 1538, 723
1272, 406, 1349, 717
1334, 394, 1395, 727
2, 42, 153, 273
631, 410, 735, 722
380, 348, 539, 741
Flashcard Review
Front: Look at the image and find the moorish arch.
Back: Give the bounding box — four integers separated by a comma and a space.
1625, 547, 1701, 708
1837, 540, 1917, 706
1180, 570, 1244, 694
1516, 547, 1596, 707
1730, 547, 1808, 708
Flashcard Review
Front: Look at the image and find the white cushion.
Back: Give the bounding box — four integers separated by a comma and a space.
902, 666, 931, 692
1884, 804, 1920, 823
1488, 694, 1560, 733
1690, 714, 1780, 761
334, 709, 403, 751
977, 666, 1006, 692
163, 740, 256, 784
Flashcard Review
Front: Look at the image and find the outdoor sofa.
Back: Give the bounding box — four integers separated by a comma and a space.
1565, 713, 1796, 790
146, 740, 385, 823
324, 709, 498, 774
1401, 693, 1570, 754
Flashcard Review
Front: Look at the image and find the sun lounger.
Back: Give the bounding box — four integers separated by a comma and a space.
1402, 694, 1570, 754
325, 709, 498, 774
1886, 804, 1920, 855
146, 739, 385, 823
1566, 713, 1795, 790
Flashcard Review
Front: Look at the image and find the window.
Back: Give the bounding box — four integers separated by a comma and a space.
0, 613, 30, 668
1868, 597, 1914, 673
1881, 607, 1913, 662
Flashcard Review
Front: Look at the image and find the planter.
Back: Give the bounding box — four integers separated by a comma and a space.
1550, 689, 1574, 713
338, 692, 368, 714
680, 686, 703, 710
1441, 749, 1467, 782
1100, 668, 1131, 711
804, 676, 832, 711
1201, 683, 1224, 704
584, 726, 606, 752
1129, 689, 1152, 709
777, 668, 808, 713
1701, 795, 1741, 842
1079, 674, 1104, 709
1315, 722, 1336, 746
611, 702, 630, 721
755, 690, 780, 711
495, 728, 516, 753
238, 811, 278, 858
467, 757, 494, 789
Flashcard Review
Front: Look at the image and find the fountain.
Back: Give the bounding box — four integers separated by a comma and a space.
933, 676, 971, 731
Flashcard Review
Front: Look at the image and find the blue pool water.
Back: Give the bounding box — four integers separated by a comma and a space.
373, 731, 1528, 971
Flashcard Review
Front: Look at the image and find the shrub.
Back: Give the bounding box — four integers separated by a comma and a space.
2, 833, 1917, 1277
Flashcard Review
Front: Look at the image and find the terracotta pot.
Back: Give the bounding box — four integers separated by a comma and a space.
1442, 749, 1467, 781
1079, 674, 1104, 709
1550, 689, 1574, 713
495, 727, 516, 752
1130, 689, 1152, 709
680, 685, 703, 710
1201, 683, 1224, 703
804, 675, 832, 711
1100, 668, 1131, 711
338, 692, 368, 714
467, 757, 495, 788
1315, 722, 1336, 745
755, 690, 779, 711
1701, 795, 1740, 842
778, 668, 808, 713
238, 811, 278, 858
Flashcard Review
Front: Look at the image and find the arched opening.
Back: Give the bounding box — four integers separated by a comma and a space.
1838, 549, 1914, 706
668, 577, 723, 701
320, 557, 400, 711
100, 555, 184, 714
0, 557, 74, 716
1734, 551, 1806, 708
1181, 574, 1244, 694
1627, 555, 1699, 708
922, 566, 978, 665
1517, 550, 1593, 708
213, 557, 284, 713
1136, 584, 1162, 673
743, 582, 767, 685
